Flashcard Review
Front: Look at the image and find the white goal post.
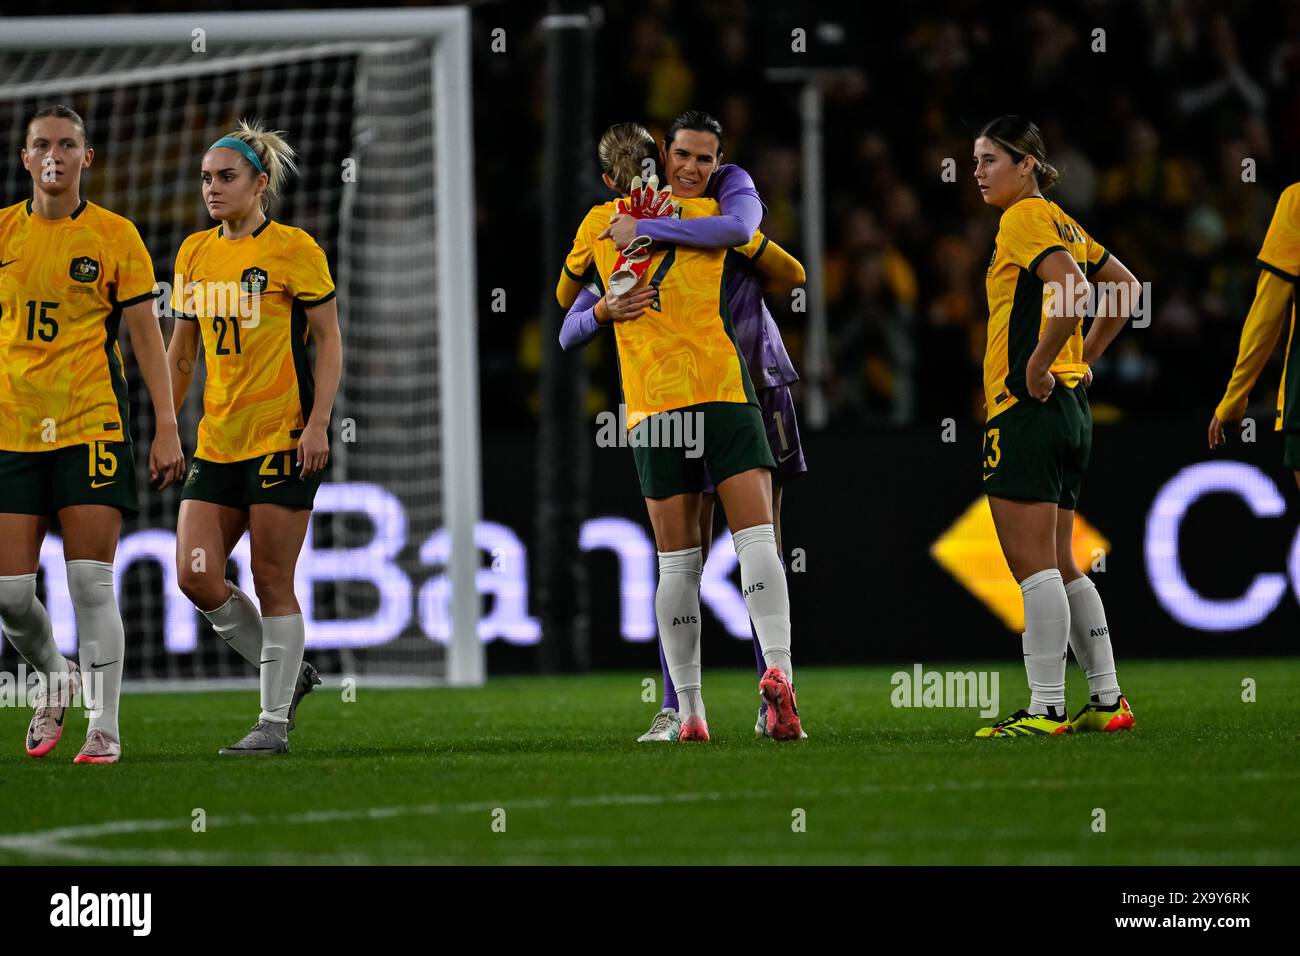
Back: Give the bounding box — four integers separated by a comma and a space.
0, 9, 483, 687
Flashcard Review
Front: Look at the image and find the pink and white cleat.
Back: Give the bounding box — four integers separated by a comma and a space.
759, 666, 803, 741
26, 661, 81, 758
73, 728, 121, 764
678, 715, 711, 741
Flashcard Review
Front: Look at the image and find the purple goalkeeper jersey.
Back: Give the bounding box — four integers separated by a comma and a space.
724, 239, 799, 389
561, 164, 799, 389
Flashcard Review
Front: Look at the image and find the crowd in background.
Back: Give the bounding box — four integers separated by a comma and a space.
12, 0, 1299, 431
478, 0, 1300, 430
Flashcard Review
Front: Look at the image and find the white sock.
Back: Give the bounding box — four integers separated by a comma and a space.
731, 524, 792, 681
678, 688, 705, 720
1065, 576, 1121, 705
66, 560, 125, 739
0, 572, 70, 692
1020, 568, 1069, 717
259, 613, 305, 724
656, 547, 704, 720
201, 581, 262, 667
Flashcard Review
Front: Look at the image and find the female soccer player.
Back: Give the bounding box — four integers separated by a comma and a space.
167, 120, 341, 755
558, 119, 804, 742
1209, 183, 1300, 482
972, 116, 1138, 738
0, 105, 184, 764
559, 117, 808, 742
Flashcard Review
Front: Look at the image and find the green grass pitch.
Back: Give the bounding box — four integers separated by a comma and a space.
0, 658, 1296, 865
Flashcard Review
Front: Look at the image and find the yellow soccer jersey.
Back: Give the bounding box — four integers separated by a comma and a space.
984, 197, 1109, 421
561, 196, 758, 427
1213, 184, 1300, 429
171, 219, 335, 462
0, 199, 157, 451
1253, 184, 1300, 430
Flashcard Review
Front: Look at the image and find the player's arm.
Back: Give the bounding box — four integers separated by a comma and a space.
751, 237, 806, 295
1209, 269, 1293, 446
557, 267, 585, 311
558, 215, 598, 309
300, 296, 342, 479
1027, 250, 1089, 401
1210, 185, 1300, 447
165, 253, 200, 419
559, 285, 655, 350
608, 165, 764, 249
560, 286, 604, 350
1081, 252, 1140, 367
166, 313, 199, 417
124, 298, 185, 487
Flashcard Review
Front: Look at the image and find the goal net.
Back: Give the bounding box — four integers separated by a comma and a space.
0, 10, 483, 688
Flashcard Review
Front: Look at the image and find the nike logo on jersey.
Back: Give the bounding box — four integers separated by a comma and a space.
261, 479, 286, 489
90, 480, 114, 489
778, 450, 798, 463
0, 259, 16, 268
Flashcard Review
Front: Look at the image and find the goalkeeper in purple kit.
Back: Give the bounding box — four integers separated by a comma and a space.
558, 111, 808, 741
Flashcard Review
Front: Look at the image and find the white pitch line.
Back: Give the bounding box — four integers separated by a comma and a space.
0, 791, 751, 863
2, 769, 1297, 865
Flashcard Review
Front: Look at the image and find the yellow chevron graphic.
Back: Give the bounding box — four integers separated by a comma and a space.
930, 496, 1111, 632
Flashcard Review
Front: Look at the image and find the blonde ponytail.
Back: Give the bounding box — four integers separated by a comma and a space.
597, 123, 658, 194
218, 118, 298, 210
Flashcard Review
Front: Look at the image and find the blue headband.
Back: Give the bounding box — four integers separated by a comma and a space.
208, 136, 264, 174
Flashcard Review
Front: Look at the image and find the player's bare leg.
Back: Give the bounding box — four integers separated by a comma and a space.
176, 499, 249, 615
175, 499, 276, 682
980, 497, 1071, 736
0, 513, 80, 757
699, 492, 718, 564
645, 492, 708, 740
0, 513, 46, 578
219, 503, 312, 755
60, 504, 125, 763
248, 503, 321, 727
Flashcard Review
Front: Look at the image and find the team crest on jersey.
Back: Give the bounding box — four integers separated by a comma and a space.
69, 256, 100, 283
240, 266, 269, 295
